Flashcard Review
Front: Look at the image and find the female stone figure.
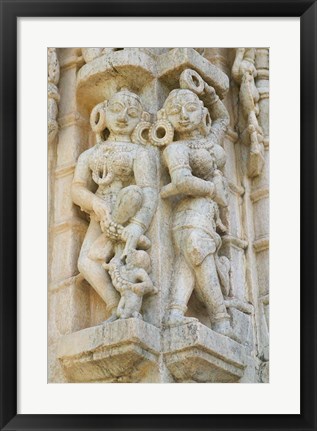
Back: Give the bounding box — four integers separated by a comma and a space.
160, 70, 232, 336
71, 89, 157, 322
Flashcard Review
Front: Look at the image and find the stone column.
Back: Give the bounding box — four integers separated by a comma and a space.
48, 48, 91, 382
252, 48, 269, 366
236, 48, 269, 382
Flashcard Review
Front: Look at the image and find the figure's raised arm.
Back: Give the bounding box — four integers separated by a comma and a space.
202, 83, 229, 143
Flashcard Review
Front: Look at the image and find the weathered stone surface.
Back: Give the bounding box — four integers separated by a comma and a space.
58, 318, 160, 382
48, 48, 60, 144
77, 49, 157, 113
48, 47, 269, 383
163, 322, 246, 382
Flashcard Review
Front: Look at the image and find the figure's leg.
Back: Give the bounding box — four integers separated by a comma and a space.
194, 254, 232, 336
164, 254, 197, 327
123, 292, 143, 319
130, 294, 143, 319
117, 292, 142, 319
78, 218, 120, 319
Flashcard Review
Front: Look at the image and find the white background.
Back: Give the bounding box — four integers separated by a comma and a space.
18, 18, 300, 414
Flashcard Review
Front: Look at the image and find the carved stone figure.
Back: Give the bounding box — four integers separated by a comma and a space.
232, 48, 264, 177
159, 69, 233, 337
103, 249, 157, 319
71, 89, 157, 322
47, 48, 60, 144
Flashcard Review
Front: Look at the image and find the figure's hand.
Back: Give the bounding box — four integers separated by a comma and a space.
204, 83, 216, 97
204, 83, 219, 104
216, 219, 228, 234
121, 223, 144, 256
160, 183, 179, 199
92, 197, 110, 225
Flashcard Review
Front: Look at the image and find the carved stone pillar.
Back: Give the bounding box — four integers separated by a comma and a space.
236, 48, 269, 381
48, 48, 91, 381
253, 48, 269, 366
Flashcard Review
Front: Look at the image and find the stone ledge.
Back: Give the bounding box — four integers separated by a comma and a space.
58, 318, 160, 382
157, 48, 229, 98
163, 322, 246, 383
76, 49, 157, 112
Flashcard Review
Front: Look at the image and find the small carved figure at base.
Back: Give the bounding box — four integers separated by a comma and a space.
104, 250, 157, 320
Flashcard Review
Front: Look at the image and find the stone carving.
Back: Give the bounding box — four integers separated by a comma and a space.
159, 69, 233, 337
72, 89, 158, 322
232, 48, 264, 177
104, 250, 157, 319
48, 48, 60, 144
52, 48, 270, 384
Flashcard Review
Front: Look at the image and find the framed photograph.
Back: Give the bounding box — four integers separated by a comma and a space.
0, 1, 316, 430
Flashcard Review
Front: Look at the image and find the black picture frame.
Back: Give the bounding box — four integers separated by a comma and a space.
0, 1, 316, 430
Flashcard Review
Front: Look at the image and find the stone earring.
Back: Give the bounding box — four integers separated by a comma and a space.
131, 111, 152, 146
199, 108, 212, 136
90, 101, 108, 143
149, 119, 174, 147
148, 108, 174, 147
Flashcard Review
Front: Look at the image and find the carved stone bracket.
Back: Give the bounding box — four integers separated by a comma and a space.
163, 322, 246, 382
76, 48, 229, 114
58, 319, 247, 383
58, 319, 160, 382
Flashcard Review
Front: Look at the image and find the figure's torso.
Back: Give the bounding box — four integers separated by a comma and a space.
89, 141, 138, 198
173, 196, 218, 233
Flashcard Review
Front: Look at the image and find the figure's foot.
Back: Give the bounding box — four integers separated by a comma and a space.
105, 313, 119, 323
212, 319, 233, 338
164, 311, 198, 328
